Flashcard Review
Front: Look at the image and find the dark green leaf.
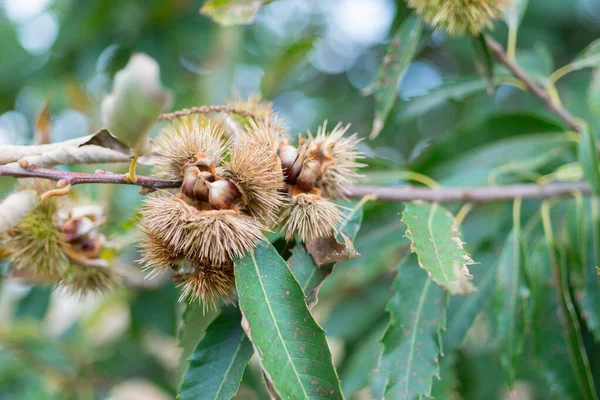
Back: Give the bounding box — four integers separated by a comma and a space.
471, 34, 495, 95
396, 78, 488, 121
402, 201, 476, 295
379, 254, 447, 400
180, 306, 253, 400
578, 126, 600, 194
494, 230, 527, 388
370, 15, 423, 138
131, 284, 178, 337
235, 241, 343, 399
178, 302, 219, 380
340, 322, 387, 398
531, 239, 598, 399
582, 197, 600, 340
14, 286, 52, 320
444, 261, 497, 353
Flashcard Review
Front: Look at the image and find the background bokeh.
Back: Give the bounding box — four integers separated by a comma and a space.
1, 0, 600, 399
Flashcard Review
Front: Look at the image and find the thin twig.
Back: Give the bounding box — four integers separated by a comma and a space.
0, 163, 593, 203
348, 183, 591, 203
484, 35, 582, 133
158, 105, 261, 121
0, 163, 180, 190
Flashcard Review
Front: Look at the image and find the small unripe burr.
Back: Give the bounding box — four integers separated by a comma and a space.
207, 179, 239, 210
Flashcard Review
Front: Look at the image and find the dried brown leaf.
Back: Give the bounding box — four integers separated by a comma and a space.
305, 231, 360, 267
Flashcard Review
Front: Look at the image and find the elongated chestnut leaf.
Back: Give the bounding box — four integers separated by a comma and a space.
235, 242, 343, 399
379, 253, 447, 400
370, 15, 422, 138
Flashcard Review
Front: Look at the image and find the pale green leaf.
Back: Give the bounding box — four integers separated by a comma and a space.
503, 0, 529, 30
589, 69, 600, 115
567, 38, 600, 73
402, 201, 476, 295
379, 254, 447, 400
370, 15, 422, 138
201, 0, 270, 26
101, 53, 172, 154
235, 242, 343, 399
179, 306, 253, 400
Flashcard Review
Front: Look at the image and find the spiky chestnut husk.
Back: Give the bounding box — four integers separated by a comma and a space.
59, 266, 119, 297
175, 260, 235, 308
140, 193, 265, 264
140, 233, 235, 307
297, 122, 363, 197
224, 124, 286, 225
3, 195, 69, 280
406, 0, 508, 36
154, 118, 229, 181
282, 192, 345, 242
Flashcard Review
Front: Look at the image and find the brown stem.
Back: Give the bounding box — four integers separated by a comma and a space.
0, 163, 180, 190
484, 35, 582, 133
158, 104, 262, 121
0, 163, 592, 203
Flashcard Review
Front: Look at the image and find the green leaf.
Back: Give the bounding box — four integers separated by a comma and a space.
402, 201, 476, 295
288, 201, 364, 308
178, 302, 219, 380
578, 126, 600, 194
261, 37, 316, 97
101, 53, 172, 154
494, 230, 527, 388
200, 0, 270, 26
14, 286, 52, 320
179, 306, 253, 400
444, 262, 497, 353
566, 39, 600, 73
130, 284, 178, 337
471, 34, 495, 95
581, 197, 600, 340
235, 242, 343, 399
396, 78, 488, 121
340, 322, 387, 398
530, 239, 598, 399
379, 254, 447, 400
589, 69, 600, 115
370, 15, 423, 138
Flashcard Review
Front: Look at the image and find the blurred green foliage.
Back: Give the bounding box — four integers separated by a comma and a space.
2, 0, 600, 399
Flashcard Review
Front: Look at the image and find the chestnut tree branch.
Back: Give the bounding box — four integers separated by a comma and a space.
0, 163, 591, 203
484, 35, 582, 133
